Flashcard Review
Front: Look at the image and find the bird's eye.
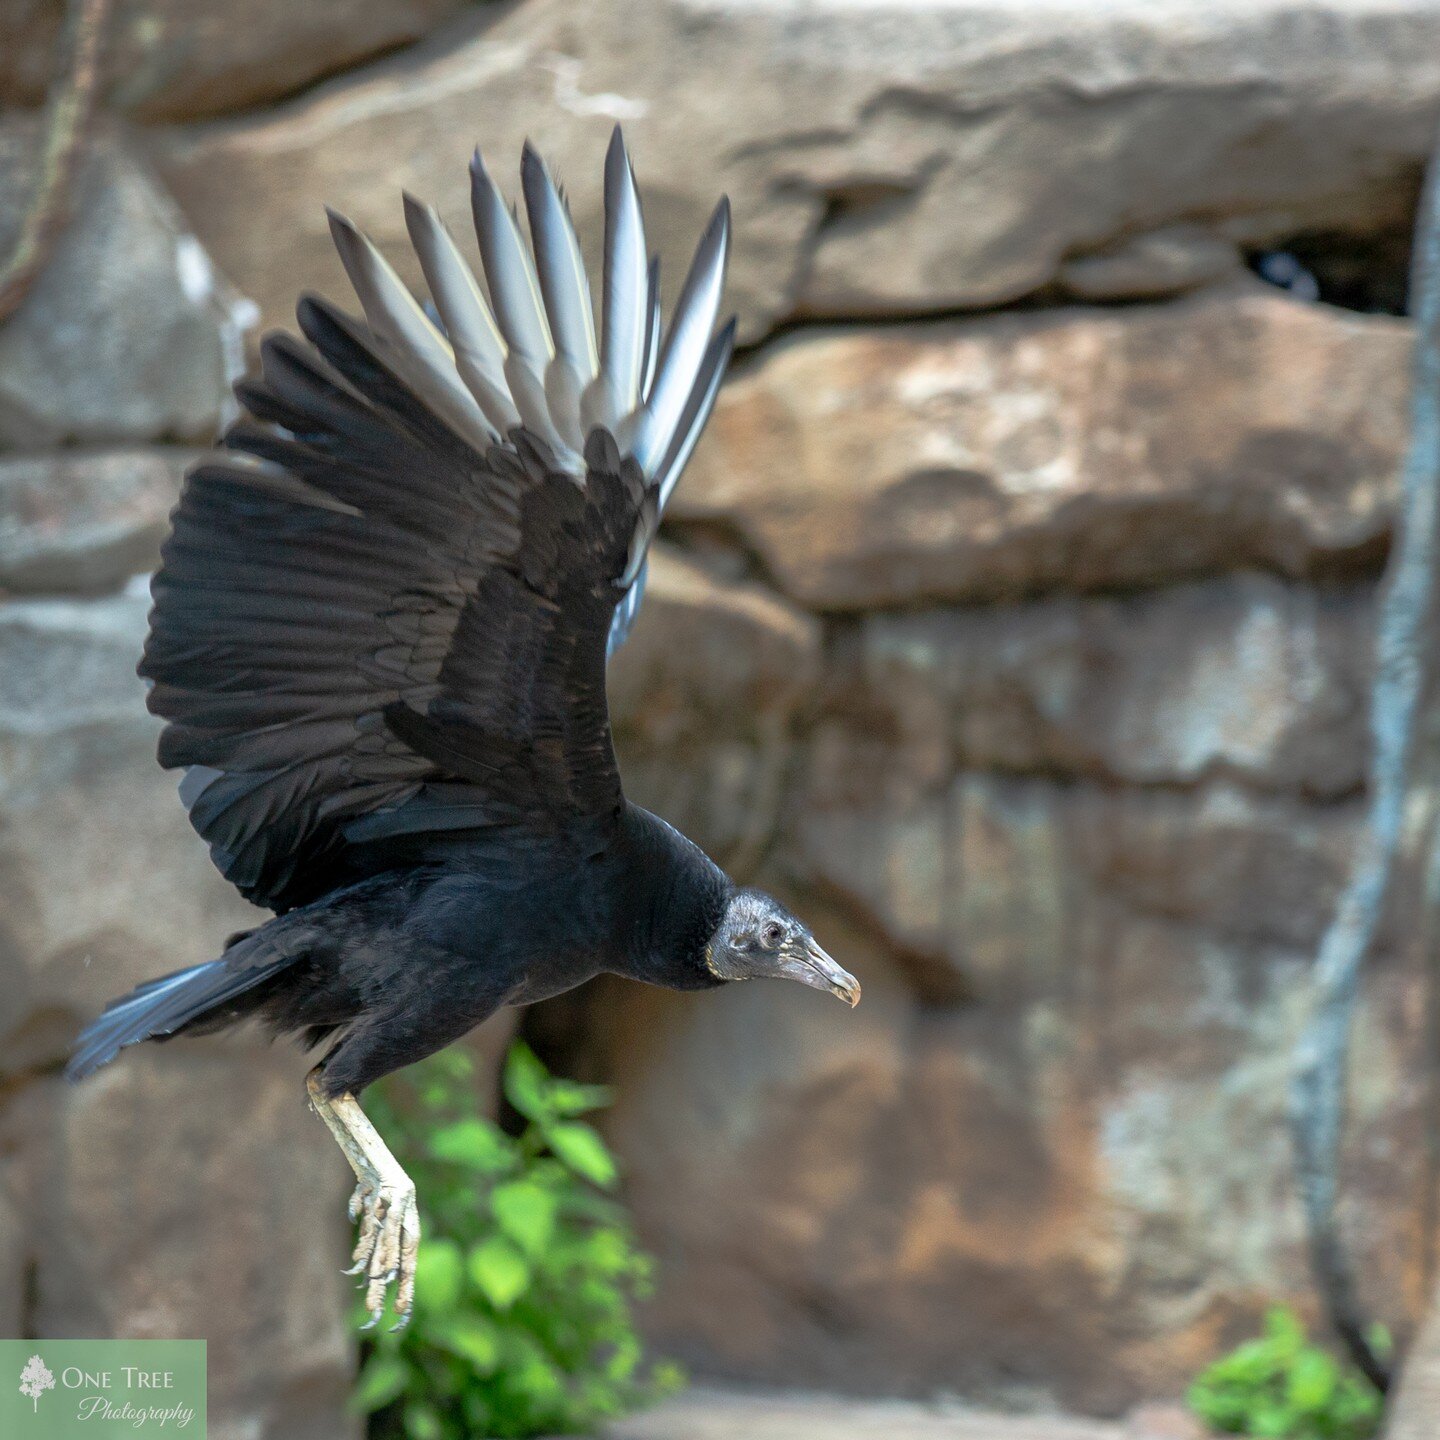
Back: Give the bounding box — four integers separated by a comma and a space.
762, 922, 784, 948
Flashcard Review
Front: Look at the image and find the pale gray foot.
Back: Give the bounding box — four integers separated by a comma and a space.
307, 1068, 421, 1330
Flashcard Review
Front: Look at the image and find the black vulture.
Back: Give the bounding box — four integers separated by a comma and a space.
67, 131, 859, 1329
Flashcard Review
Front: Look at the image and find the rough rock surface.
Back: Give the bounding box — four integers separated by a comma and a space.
0, 586, 359, 1438
610, 545, 821, 872
0, 1185, 23, 1340
580, 840, 1425, 1414
543, 556, 1424, 1414
0, 123, 249, 450
672, 292, 1406, 609
32, 1053, 359, 1440
5, 0, 1437, 1418
602, 1386, 1131, 1439
0, 587, 263, 1076
793, 574, 1375, 995
0, 449, 190, 594
0, 0, 471, 121
153, 0, 1440, 340
1057, 226, 1246, 303
825, 575, 1374, 801
1386, 1276, 1440, 1440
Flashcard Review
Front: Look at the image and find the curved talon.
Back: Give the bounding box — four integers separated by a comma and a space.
347, 1180, 421, 1328
307, 1075, 421, 1330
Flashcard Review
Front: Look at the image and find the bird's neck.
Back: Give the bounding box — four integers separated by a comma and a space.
614, 804, 730, 990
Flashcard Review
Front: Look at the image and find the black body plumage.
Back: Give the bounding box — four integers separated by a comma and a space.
71, 804, 727, 1095
68, 133, 854, 1109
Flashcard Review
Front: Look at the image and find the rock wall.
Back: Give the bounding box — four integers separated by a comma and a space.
2, 0, 1439, 1428
0, 86, 357, 1440
547, 296, 1434, 1415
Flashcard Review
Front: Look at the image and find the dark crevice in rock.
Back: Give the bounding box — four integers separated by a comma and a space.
943, 756, 1369, 811
659, 516, 788, 597
780, 544, 1392, 623
811, 178, 922, 239
758, 263, 1076, 357
1248, 220, 1416, 317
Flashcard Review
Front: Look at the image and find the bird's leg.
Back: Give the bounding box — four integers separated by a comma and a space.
305, 1067, 420, 1330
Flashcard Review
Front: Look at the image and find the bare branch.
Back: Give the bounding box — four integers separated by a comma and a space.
0, 0, 112, 325
1289, 132, 1440, 1393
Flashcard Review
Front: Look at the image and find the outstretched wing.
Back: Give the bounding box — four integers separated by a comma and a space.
142, 130, 735, 913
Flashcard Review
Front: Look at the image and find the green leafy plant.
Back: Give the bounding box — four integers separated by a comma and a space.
1188, 1307, 1386, 1440
352, 1042, 684, 1439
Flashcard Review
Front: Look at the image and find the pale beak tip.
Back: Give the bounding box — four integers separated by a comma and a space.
803, 937, 861, 1009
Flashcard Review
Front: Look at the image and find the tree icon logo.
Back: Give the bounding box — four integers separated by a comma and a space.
18, 1353, 55, 1412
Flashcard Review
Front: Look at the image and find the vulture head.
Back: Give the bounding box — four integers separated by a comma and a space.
705, 888, 861, 1006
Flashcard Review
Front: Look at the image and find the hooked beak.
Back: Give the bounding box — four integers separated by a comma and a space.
782, 936, 861, 1007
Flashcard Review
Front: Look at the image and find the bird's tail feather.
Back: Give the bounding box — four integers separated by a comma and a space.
66, 934, 293, 1082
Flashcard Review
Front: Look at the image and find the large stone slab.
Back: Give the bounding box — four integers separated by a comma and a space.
672, 293, 1406, 609
0, 124, 250, 450
575, 793, 1425, 1416
610, 545, 821, 874
34, 1049, 359, 1440
1386, 1276, 1440, 1440
803, 770, 1360, 1004
537, 560, 1429, 1414
0, 582, 358, 1438
820, 574, 1375, 800
0, 0, 470, 121
799, 573, 1373, 993
0, 588, 263, 1076
604, 1386, 1131, 1440
0, 449, 190, 595
153, 0, 1440, 341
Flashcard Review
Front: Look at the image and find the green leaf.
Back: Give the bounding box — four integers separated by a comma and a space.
468, 1234, 531, 1310
546, 1122, 618, 1187
402, 1399, 444, 1440
428, 1117, 514, 1173
584, 1227, 635, 1275
503, 1042, 552, 1122
1288, 1348, 1337, 1412
561, 1185, 626, 1226
432, 1314, 501, 1373
1264, 1306, 1305, 1355
350, 1354, 408, 1414
436, 1047, 475, 1081
491, 1179, 560, 1257
1251, 1402, 1294, 1437
547, 1078, 615, 1117
652, 1361, 687, 1398
412, 1238, 464, 1315
360, 1042, 682, 1437
1187, 1305, 1382, 1440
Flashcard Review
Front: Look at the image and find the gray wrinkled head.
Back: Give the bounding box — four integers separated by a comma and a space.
705, 888, 860, 1006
